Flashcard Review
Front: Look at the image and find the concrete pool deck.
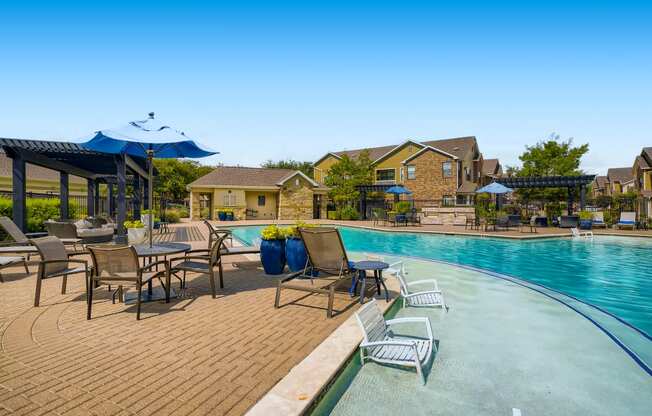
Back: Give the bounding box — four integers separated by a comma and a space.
324, 257, 652, 416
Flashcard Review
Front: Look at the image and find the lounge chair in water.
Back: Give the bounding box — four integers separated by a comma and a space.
571, 227, 593, 239
274, 227, 356, 318
363, 253, 405, 277
395, 271, 446, 310
355, 299, 435, 384
617, 212, 637, 230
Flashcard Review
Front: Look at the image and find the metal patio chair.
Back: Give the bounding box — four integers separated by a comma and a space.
355, 299, 435, 384
87, 245, 169, 320
169, 233, 229, 298
31, 236, 89, 307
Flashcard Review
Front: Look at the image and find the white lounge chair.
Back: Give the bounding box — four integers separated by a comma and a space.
592, 212, 607, 229
355, 299, 435, 384
395, 270, 446, 309
617, 212, 637, 230
571, 227, 593, 238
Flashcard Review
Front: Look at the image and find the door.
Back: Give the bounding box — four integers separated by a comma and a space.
199, 193, 212, 219
313, 194, 322, 219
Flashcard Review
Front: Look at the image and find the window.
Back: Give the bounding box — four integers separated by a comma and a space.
442, 161, 452, 177
223, 191, 236, 206
257, 195, 266, 206
400, 167, 404, 182
407, 165, 416, 180
442, 195, 455, 206
376, 168, 395, 182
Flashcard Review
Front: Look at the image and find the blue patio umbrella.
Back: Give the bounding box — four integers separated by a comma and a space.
476, 182, 513, 211
385, 185, 412, 203
81, 112, 218, 246
476, 182, 513, 194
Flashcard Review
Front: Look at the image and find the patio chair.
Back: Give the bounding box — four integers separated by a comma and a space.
592, 212, 607, 229
406, 209, 421, 226
394, 272, 446, 310
274, 227, 356, 318
169, 233, 229, 298
571, 227, 593, 239
204, 219, 233, 248
87, 245, 169, 320
45, 220, 113, 245
0, 256, 29, 283
30, 236, 89, 307
559, 215, 579, 228
495, 215, 510, 231
371, 210, 385, 226
355, 299, 435, 384
519, 216, 537, 233
617, 212, 637, 230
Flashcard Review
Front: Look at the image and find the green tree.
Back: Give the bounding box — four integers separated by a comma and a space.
261, 159, 314, 178
512, 134, 589, 203
153, 159, 214, 200
324, 150, 373, 208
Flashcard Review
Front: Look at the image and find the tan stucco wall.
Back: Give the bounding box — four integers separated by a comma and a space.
374, 143, 422, 184
314, 156, 339, 184
245, 191, 278, 219
278, 175, 314, 220
404, 150, 458, 200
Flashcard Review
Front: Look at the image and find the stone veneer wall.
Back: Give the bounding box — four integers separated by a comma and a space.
278, 176, 314, 220
404, 150, 458, 200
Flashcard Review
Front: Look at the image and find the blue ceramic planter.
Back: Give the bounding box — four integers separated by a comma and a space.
260, 239, 286, 275
285, 237, 308, 272
225, 212, 234, 221
217, 211, 227, 221
579, 220, 593, 230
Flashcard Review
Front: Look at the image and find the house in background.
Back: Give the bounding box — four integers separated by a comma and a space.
314, 136, 497, 206
633, 147, 652, 218
606, 167, 635, 195
187, 166, 328, 221
480, 158, 502, 186
591, 175, 609, 198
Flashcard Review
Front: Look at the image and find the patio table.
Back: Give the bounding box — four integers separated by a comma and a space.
350, 260, 390, 304
123, 242, 191, 304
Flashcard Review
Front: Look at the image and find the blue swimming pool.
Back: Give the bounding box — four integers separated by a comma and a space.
231, 225, 652, 336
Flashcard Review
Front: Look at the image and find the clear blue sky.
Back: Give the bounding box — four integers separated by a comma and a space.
1, 1, 650, 175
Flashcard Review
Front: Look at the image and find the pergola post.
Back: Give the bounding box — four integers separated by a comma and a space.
143, 179, 149, 210
359, 189, 367, 220
116, 154, 127, 242
133, 174, 142, 220
59, 172, 69, 220
11, 152, 27, 232
87, 178, 95, 217
580, 185, 586, 211
94, 181, 100, 215
567, 187, 574, 215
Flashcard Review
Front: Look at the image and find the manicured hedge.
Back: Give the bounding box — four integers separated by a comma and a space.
0, 197, 79, 232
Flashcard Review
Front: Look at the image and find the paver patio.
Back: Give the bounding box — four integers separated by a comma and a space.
0, 224, 361, 415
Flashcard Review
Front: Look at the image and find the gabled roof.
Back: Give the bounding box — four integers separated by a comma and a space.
481, 158, 501, 176
319, 136, 477, 165
401, 144, 458, 164
593, 175, 609, 189
457, 182, 478, 194
607, 167, 634, 184
640, 147, 652, 168
635, 155, 650, 170
188, 166, 320, 189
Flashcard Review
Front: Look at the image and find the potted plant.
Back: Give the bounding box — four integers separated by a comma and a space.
225, 209, 235, 221
124, 220, 146, 244
285, 222, 317, 272
260, 225, 287, 275
579, 211, 594, 230
217, 209, 228, 221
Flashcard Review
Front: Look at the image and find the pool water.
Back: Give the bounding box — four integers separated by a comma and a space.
231, 225, 652, 336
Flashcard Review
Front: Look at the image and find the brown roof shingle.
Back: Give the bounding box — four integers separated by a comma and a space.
482, 158, 500, 176
607, 167, 634, 184
189, 166, 299, 187
329, 136, 478, 163
593, 175, 609, 189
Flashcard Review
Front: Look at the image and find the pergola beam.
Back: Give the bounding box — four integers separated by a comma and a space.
2, 146, 97, 179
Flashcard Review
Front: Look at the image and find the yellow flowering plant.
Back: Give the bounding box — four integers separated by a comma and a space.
260, 224, 286, 240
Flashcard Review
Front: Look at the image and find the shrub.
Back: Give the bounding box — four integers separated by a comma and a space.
124, 220, 144, 228
579, 211, 594, 220
26, 199, 61, 232
327, 210, 340, 220
177, 207, 189, 218
0, 197, 12, 217
261, 224, 286, 240
285, 221, 318, 238
200, 208, 210, 219
394, 201, 411, 214
163, 209, 181, 223
340, 206, 359, 220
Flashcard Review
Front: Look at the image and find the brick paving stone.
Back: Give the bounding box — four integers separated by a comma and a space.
0, 222, 364, 415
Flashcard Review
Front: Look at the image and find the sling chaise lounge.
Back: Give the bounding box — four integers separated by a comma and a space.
0, 256, 29, 283
617, 212, 637, 230
274, 227, 356, 318
355, 299, 435, 384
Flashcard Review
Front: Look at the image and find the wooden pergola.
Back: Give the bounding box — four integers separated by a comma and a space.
497, 175, 596, 213
0, 138, 153, 240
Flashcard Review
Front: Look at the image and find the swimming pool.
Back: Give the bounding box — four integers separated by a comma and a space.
230, 225, 652, 336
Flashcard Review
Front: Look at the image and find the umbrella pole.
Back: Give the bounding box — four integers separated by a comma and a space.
148, 151, 154, 248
